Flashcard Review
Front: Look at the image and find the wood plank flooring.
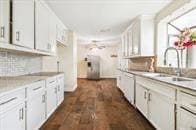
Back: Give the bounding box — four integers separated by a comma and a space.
41, 79, 155, 130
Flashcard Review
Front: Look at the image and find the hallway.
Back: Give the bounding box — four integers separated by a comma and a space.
41, 79, 155, 130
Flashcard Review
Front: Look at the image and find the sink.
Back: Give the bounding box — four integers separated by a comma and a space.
171, 77, 193, 82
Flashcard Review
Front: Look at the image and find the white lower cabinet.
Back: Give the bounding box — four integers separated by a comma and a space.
148, 90, 175, 130
57, 74, 65, 106
26, 81, 46, 130
46, 77, 57, 118
136, 83, 148, 118
0, 103, 25, 130
178, 107, 196, 130
124, 73, 135, 104
136, 77, 175, 130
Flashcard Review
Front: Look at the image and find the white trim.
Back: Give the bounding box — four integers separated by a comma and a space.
64, 84, 77, 92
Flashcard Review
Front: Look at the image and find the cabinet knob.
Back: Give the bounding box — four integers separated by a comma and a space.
0, 26, 5, 38
42, 94, 45, 103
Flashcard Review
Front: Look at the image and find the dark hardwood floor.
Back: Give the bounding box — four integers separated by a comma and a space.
41, 79, 155, 130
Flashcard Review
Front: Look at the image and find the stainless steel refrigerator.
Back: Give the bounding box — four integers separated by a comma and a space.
86, 55, 100, 80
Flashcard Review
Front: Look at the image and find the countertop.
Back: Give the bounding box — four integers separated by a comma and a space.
118, 68, 196, 92
0, 72, 64, 96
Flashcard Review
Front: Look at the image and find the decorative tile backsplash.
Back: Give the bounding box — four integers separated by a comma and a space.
0, 50, 42, 77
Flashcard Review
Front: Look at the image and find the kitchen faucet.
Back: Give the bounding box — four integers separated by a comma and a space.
163, 47, 181, 77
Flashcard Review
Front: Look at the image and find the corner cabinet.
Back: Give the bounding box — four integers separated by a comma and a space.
0, 0, 10, 43
121, 15, 154, 58
12, 0, 35, 49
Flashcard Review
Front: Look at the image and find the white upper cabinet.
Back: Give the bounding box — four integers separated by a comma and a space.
0, 0, 10, 43
48, 9, 57, 54
12, 0, 35, 49
35, 0, 50, 52
121, 15, 154, 58
56, 18, 68, 46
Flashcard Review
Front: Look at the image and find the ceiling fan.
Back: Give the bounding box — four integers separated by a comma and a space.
88, 40, 106, 50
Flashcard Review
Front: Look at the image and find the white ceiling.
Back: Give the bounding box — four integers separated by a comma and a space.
46, 0, 172, 45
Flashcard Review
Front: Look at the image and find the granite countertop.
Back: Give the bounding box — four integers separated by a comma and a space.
0, 72, 64, 96
118, 68, 196, 92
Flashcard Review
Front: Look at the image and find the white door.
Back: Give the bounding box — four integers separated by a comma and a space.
0, 0, 10, 43
148, 90, 175, 130
35, 0, 49, 52
128, 29, 133, 56
0, 103, 25, 130
132, 21, 140, 55
135, 83, 148, 118
27, 89, 46, 130
48, 9, 57, 53
57, 76, 64, 106
126, 76, 135, 104
12, 0, 34, 49
46, 80, 57, 117
178, 107, 196, 130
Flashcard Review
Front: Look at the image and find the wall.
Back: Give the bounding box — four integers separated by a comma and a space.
42, 31, 78, 92
0, 50, 42, 76
77, 44, 118, 78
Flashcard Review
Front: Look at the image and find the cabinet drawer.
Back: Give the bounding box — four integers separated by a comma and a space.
26, 80, 45, 98
0, 89, 25, 111
46, 76, 57, 86
136, 76, 176, 101
179, 91, 196, 113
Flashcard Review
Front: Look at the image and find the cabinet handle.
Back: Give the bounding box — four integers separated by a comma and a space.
16, 31, 20, 41
148, 93, 151, 101
0, 26, 5, 38
42, 94, 45, 103
55, 88, 57, 93
58, 85, 60, 91
0, 97, 17, 106
49, 81, 55, 84
33, 86, 42, 91
144, 91, 147, 99
19, 108, 24, 120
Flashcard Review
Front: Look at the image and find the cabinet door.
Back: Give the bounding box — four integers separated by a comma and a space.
48, 10, 57, 53
35, 0, 49, 52
178, 107, 196, 130
27, 89, 46, 130
128, 30, 133, 56
0, 103, 25, 130
132, 21, 140, 55
136, 83, 148, 118
148, 90, 175, 130
0, 0, 10, 43
57, 76, 64, 106
12, 0, 34, 49
46, 82, 57, 118
126, 76, 135, 104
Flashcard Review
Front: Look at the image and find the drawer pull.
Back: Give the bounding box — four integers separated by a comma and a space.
33, 86, 42, 91
144, 91, 147, 99
42, 94, 45, 103
49, 81, 55, 84
148, 93, 151, 101
0, 97, 17, 106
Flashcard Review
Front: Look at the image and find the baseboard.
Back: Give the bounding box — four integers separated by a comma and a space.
64, 84, 77, 92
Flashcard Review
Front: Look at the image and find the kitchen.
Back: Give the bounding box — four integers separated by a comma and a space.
0, 0, 196, 130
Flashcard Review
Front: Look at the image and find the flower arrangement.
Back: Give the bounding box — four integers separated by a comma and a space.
174, 28, 196, 49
